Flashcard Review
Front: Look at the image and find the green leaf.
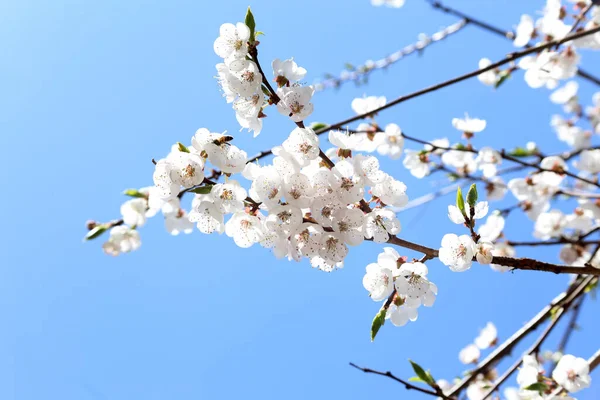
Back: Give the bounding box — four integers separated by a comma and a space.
370, 307, 386, 342
408, 376, 426, 383
466, 184, 478, 207
344, 63, 355, 71
255, 30, 265, 38
245, 7, 256, 43
177, 142, 190, 153
523, 382, 548, 393
409, 360, 435, 386
85, 224, 108, 241
456, 187, 466, 215
508, 147, 534, 157
310, 122, 330, 132
494, 69, 512, 89
123, 189, 147, 199
190, 185, 214, 195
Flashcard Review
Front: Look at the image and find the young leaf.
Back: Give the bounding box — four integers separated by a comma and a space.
190, 185, 213, 195
456, 187, 466, 215
177, 142, 190, 153
310, 122, 329, 131
409, 360, 435, 386
408, 376, 426, 383
466, 184, 478, 207
494, 69, 512, 89
245, 7, 256, 43
523, 382, 548, 392
85, 224, 108, 241
370, 308, 386, 341
508, 147, 534, 157
123, 189, 147, 199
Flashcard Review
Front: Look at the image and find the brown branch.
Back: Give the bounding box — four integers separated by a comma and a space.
385, 235, 600, 276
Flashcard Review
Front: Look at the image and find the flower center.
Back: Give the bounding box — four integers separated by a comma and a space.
220, 189, 233, 200
341, 177, 354, 191
290, 101, 304, 114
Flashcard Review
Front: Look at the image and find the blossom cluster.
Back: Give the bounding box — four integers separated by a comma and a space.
362, 247, 437, 327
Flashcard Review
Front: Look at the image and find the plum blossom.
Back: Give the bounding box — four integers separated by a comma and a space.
439, 234, 476, 272
575, 149, 600, 174
477, 58, 499, 86
452, 115, 486, 134
276, 86, 315, 122
394, 262, 437, 308
376, 123, 404, 159
474, 322, 497, 349
102, 225, 141, 256
213, 22, 250, 62
476, 241, 494, 264
363, 262, 394, 301
403, 150, 431, 178
552, 354, 591, 393
364, 208, 401, 243
517, 355, 542, 389
459, 344, 480, 364
225, 211, 265, 248
514, 15, 535, 47
272, 58, 307, 86
351, 95, 386, 115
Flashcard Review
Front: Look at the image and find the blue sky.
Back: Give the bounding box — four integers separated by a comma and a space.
1, 0, 599, 399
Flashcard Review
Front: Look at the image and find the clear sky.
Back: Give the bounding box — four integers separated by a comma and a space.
1, 0, 599, 399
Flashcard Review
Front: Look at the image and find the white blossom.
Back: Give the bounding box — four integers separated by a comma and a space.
394, 262, 437, 308
363, 262, 394, 301
474, 322, 497, 349
459, 344, 480, 364
364, 208, 401, 243
225, 211, 265, 248
452, 115, 486, 134
213, 22, 250, 62
552, 354, 592, 393
272, 58, 307, 86
276, 86, 315, 122
376, 123, 404, 159
439, 234, 476, 272
120, 198, 148, 228
476, 241, 494, 264
351, 95, 386, 115
102, 225, 141, 256
403, 150, 431, 178
514, 15, 535, 47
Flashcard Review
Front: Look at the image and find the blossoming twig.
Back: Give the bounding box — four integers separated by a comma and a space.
427, 0, 600, 86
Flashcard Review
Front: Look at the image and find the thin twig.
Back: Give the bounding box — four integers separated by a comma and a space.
349, 362, 453, 399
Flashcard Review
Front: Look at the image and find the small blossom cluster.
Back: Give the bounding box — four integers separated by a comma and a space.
478, 1, 600, 90
214, 21, 315, 136
507, 353, 591, 399
439, 192, 496, 272
214, 22, 265, 136
362, 247, 437, 327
